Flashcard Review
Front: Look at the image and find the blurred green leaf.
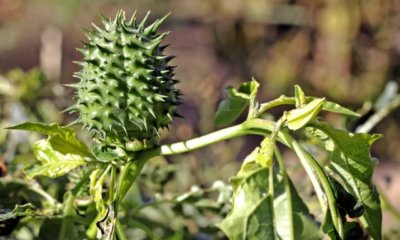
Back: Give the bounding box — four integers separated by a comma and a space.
311, 122, 382, 240
7, 122, 92, 158
26, 139, 87, 178
320, 100, 360, 117
215, 79, 259, 127
0, 204, 35, 221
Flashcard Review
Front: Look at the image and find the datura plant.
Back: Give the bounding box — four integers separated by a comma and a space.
4, 11, 382, 240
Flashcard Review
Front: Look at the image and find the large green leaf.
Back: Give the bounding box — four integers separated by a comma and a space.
273, 139, 322, 239
218, 145, 322, 240
310, 122, 382, 240
7, 122, 92, 158
215, 79, 259, 127
273, 172, 323, 240
217, 167, 276, 240
26, 139, 87, 178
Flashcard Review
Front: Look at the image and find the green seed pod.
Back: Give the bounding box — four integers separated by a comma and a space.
68, 11, 181, 150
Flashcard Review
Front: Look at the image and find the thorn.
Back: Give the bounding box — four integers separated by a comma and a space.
145, 12, 171, 35
64, 83, 79, 88
91, 23, 102, 33
159, 44, 170, 52
72, 61, 86, 67
128, 10, 137, 26
147, 107, 156, 119
142, 118, 148, 130
153, 127, 161, 137
138, 11, 151, 31
173, 112, 183, 118
63, 105, 78, 113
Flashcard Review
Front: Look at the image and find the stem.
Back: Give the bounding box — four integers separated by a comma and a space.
356, 95, 400, 133
115, 219, 127, 240
59, 168, 93, 240
109, 165, 117, 204
134, 119, 275, 161
118, 119, 275, 203
256, 96, 296, 117
279, 131, 344, 238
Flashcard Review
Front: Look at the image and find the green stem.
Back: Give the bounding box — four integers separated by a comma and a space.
59, 168, 93, 240
118, 119, 275, 202
256, 96, 296, 117
279, 131, 344, 238
115, 218, 127, 240
109, 165, 117, 204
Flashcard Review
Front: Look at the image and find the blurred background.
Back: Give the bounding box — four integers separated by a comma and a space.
1, 0, 400, 239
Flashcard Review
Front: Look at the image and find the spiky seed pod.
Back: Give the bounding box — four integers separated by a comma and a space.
69, 11, 181, 150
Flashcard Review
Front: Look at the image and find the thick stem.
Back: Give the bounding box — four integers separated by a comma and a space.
119, 119, 276, 202
134, 119, 275, 161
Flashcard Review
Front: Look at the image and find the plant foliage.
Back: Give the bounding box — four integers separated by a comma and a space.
3, 10, 383, 240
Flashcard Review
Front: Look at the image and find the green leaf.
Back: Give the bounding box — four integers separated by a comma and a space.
0, 203, 35, 221
273, 172, 323, 240
217, 167, 277, 240
310, 122, 382, 240
282, 134, 344, 237
89, 166, 110, 213
7, 122, 92, 158
321, 100, 360, 117
274, 147, 322, 240
92, 145, 127, 163
215, 79, 259, 127
294, 85, 306, 108
26, 139, 87, 178
255, 137, 274, 168
286, 98, 325, 130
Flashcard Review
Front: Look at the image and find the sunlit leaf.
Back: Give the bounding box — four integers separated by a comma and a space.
321, 100, 360, 117
26, 139, 87, 178
286, 98, 325, 130
255, 137, 274, 168
310, 122, 382, 240
7, 122, 92, 158
89, 166, 109, 213
215, 79, 259, 127
294, 85, 306, 108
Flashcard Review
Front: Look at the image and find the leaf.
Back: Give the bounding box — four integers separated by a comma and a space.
0, 204, 35, 221
310, 122, 382, 240
321, 100, 360, 117
215, 79, 259, 127
255, 137, 274, 168
92, 145, 127, 163
26, 139, 87, 178
7, 122, 92, 158
89, 166, 110, 213
286, 98, 325, 130
217, 167, 277, 240
294, 85, 306, 108
273, 172, 323, 240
